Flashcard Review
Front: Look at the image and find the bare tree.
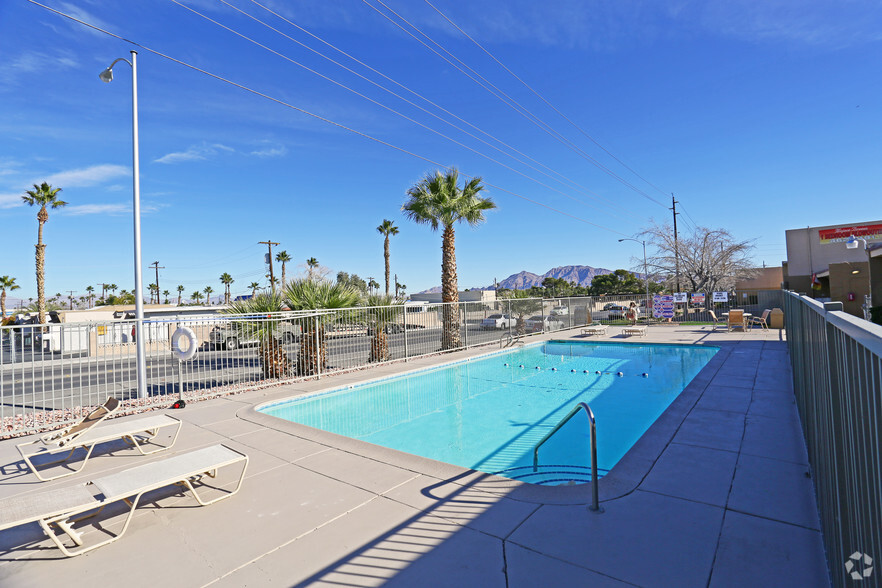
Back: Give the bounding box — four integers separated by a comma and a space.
640, 221, 758, 293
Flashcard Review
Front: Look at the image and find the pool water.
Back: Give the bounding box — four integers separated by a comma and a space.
261, 341, 718, 485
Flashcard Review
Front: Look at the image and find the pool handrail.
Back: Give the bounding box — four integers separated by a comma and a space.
532, 402, 600, 512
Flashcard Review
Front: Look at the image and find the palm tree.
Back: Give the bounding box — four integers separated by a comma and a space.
275, 250, 292, 289
376, 220, 399, 296
500, 290, 543, 336
148, 283, 158, 304
203, 286, 214, 305
224, 292, 291, 379
191, 291, 203, 305
0, 276, 20, 319
306, 257, 319, 280
22, 182, 67, 324
284, 278, 361, 376
402, 168, 495, 349
162, 290, 170, 304
219, 273, 234, 304
176, 285, 185, 305
363, 294, 404, 363
85, 285, 95, 308
367, 278, 380, 294
249, 281, 260, 298
109, 283, 118, 296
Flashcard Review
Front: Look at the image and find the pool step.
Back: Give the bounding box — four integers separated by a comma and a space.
492, 464, 609, 486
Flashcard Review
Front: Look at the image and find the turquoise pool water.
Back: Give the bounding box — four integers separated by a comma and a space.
261, 341, 718, 485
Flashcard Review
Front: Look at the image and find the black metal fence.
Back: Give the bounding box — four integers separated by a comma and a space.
784, 291, 881, 587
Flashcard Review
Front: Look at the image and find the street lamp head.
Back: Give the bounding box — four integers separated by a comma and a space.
98, 67, 114, 83
846, 235, 859, 250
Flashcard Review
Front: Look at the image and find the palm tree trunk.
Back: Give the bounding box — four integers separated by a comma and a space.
441, 224, 460, 350
0, 290, 6, 319
296, 321, 326, 376
260, 336, 291, 379
281, 263, 286, 290
384, 236, 391, 297
369, 326, 389, 362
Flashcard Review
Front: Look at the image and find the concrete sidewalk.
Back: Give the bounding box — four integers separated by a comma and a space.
0, 325, 830, 587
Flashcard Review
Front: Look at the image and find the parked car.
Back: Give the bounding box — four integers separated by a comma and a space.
365, 322, 404, 335
525, 315, 564, 332
481, 314, 512, 329
209, 321, 301, 350
593, 304, 631, 321
550, 306, 569, 316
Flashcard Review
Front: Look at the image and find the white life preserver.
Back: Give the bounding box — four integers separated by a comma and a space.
171, 327, 199, 361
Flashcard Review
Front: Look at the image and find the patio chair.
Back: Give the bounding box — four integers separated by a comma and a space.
727, 309, 747, 332
18, 406, 183, 481
0, 444, 248, 557
622, 325, 647, 337
708, 310, 725, 330
749, 309, 771, 331
581, 324, 608, 336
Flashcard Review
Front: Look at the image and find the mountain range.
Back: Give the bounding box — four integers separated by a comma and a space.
418, 265, 615, 293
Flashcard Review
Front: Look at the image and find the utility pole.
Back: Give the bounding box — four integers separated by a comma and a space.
671, 194, 680, 293
149, 261, 164, 303
259, 241, 280, 293
394, 273, 399, 298
67, 290, 76, 310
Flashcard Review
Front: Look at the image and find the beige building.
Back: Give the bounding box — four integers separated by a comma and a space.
783, 220, 882, 318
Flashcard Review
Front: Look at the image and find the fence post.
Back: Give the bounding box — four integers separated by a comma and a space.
403, 313, 409, 361
462, 302, 468, 349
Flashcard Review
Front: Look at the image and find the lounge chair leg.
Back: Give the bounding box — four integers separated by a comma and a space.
39, 493, 144, 558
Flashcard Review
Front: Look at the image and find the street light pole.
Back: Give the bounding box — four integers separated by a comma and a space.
618, 238, 651, 311
100, 50, 146, 399
847, 235, 874, 321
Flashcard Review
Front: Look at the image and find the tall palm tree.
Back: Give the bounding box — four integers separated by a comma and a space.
275, 250, 292, 289
284, 278, 361, 376
306, 257, 319, 280
162, 290, 170, 304
0, 276, 20, 319
376, 220, 399, 296
176, 285, 185, 305
191, 291, 203, 305
148, 283, 158, 304
22, 182, 67, 324
85, 285, 95, 308
219, 272, 234, 304
109, 283, 118, 296
203, 286, 214, 305
402, 168, 495, 349
249, 281, 260, 298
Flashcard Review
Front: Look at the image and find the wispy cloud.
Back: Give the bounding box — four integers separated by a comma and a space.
154, 143, 235, 164
250, 145, 287, 158
0, 51, 79, 86
64, 203, 130, 216
0, 193, 22, 209
43, 164, 130, 188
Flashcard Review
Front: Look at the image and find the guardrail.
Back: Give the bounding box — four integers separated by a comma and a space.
783, 291, 882, 587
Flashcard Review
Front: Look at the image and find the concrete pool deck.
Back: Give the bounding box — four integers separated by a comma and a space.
0, 325, 831, 587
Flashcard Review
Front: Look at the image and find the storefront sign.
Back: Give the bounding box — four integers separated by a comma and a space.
712, 291, 729, 303
819, 224, 882, 244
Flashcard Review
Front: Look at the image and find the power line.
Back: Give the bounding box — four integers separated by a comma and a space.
170, 0, 622, 218
422, 0, 673, 200
25, 0, 631, 237
363, 0, 666, 207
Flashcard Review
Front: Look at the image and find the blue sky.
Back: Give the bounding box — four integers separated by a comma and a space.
1, 0, 881, 304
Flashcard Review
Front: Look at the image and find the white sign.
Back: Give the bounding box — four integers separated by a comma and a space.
712, 291, 729, 303
673, 292, 687, 303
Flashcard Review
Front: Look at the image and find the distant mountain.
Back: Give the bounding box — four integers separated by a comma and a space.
416, 265, 616, 293
495, 265, 614, 290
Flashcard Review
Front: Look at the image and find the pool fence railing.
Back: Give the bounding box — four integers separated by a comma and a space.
784, 291, 882, 588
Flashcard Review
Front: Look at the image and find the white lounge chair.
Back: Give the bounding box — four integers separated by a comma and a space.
0, 444, 248, 557
581, 324, 608, 336
18, 409, 183, 481
622, 325, 647, 337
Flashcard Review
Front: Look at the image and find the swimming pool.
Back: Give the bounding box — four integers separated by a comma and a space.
260, 341, 718, 485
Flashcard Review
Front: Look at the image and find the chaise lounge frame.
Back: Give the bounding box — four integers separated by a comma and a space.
0, 444, 248, 557
18, 412, 183, 481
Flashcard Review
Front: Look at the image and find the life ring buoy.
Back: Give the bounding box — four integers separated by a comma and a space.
171, 327, 198, 361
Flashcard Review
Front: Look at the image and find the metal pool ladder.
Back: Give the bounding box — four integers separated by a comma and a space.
533, 402, 601, 512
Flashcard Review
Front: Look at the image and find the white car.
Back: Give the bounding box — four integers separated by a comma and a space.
481, 314, 512, 329
525, 315, 564, 332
